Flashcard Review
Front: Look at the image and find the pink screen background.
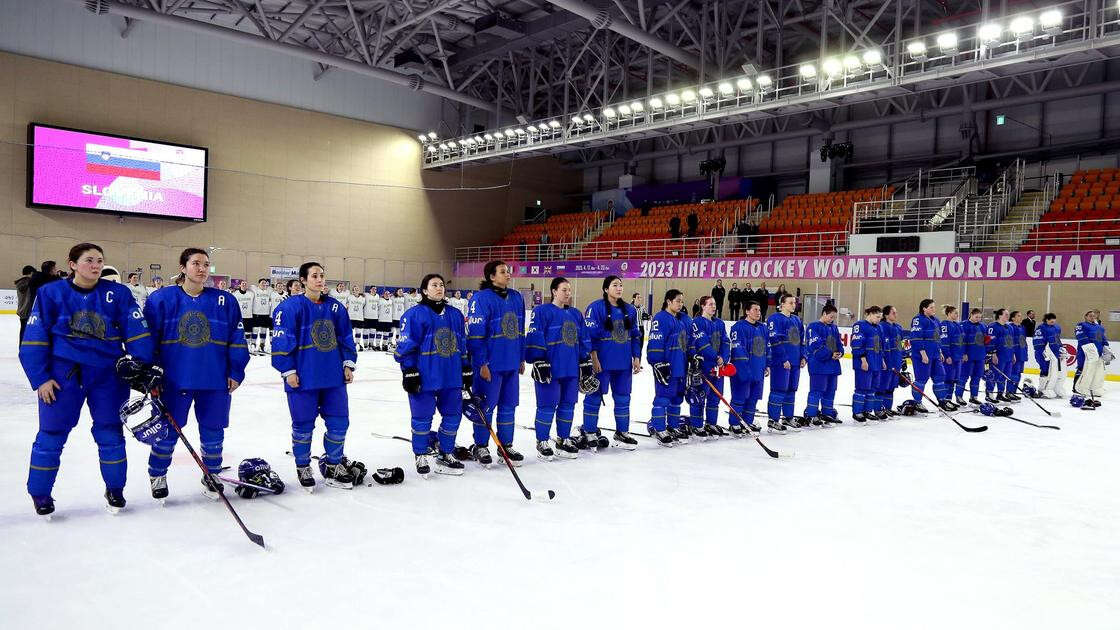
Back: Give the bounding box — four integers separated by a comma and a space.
30, 125, 207, 220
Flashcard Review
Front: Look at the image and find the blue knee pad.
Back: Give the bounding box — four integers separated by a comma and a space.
91, 423, 127, 490
27, 428, 69, 497
322, 415, 349, 464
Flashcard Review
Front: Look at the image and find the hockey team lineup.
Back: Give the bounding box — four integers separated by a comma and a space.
16, 242, 1112, 548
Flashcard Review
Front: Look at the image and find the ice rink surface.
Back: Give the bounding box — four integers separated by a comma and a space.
0, 315, 1117, 630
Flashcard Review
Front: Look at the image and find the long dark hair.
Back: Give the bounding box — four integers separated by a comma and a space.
479, 260, 506, 290
601, 275, 631, 330
661, 289, 683, 312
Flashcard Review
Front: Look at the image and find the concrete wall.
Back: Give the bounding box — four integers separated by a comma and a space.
0, 50, 579, 288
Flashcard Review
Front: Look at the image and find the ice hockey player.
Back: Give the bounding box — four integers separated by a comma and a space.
1073, 309, 1109, 406
960, 308, 987, 404
729, 300, 768, 434
232, 280, 254, 348
20, 242, 155, 517
581, 275, 643, 449
689, 295, 729, 438
851, 306, 886, 423
526, 276, 591, 459
362, 286, 380, 350
940, 305, 965, 407
271, 261, 361, 490
391, 288, 407, 346
376, 289, 394, 351
1033, 313, 1067, 398
127, 272, 149, 308
329, 282, 349, 301
249, 278, 274, 355
646, 289, 690, 445
395, 273, 469, 476
803, 304, 843, 425
910, 298, 953, 411
766, 293, 805, 431
465, 261, 526, 466
878, 305, 906, 416
985, 308, 1015, 403
449, 290, 467, 314
1008, 310, 1028, 400
347, 286, 366, 350
285, 278, 303, 297
143, 248, 249, 501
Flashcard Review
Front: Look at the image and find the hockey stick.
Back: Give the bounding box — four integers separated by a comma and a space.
215, 475, 281, 494
701, 376, 785, 458
370, 431, 412, 444
970, 411, 1060, 431
892, 369, 988, 433
152, 396, 266, 548
462, 403, 555, 502
987, 363, 1062, 417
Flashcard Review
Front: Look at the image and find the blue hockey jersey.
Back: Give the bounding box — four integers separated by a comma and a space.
730, 319, 768, 381
467, 287, 525, 372
271, 294, 357, 391
766, 312, 804, 366
20, 278, 154, 390
584, 299, 642, 369
1075, 320, 1108, 356
691, 315, 730, 371
909, 314, 942, 361
986, 322, 1014, 358
526, 303, 591, 378
851, 319, 884, 370
1033, 323, 1063, 361
805, 321, 842, 375
143, 286, 249, 390
1010, 323, 1028, 362
395, 302, 468, 391
939, 319, 964, 361
881, 321, 905, 369
961, 320, 988, 361
646, 310, 690, 377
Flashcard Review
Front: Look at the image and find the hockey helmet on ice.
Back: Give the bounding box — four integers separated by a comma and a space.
1069, 394, 1086, 408
898, 400, 918, 416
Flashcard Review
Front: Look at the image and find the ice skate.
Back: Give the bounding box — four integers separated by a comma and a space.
553, 437, 579, 459
767, 419, 786, 433
434, 452, 464, 475
468, 444, 494, 468
499, 443, 524, 467
612, 430, 638, 450
415, 454, 432, 477
149, 475, 168, 505
296, 465, 316, 492
652, 429, 675, 447
536, 439, 555, 461
780, 417, 801, 432
32, 495, 54, 520
323, 461, 355, 489
104, 488, 126, 515
201, 475, 223, 500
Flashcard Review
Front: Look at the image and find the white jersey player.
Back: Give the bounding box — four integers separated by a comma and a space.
330, 282, 350, 302
126, 274, 149, 308
347, 289, 366, 350
448, 290, 467, 315
269, 288, 285, 314
377, 290, 394, 351
363, 287, 381, 350
250, 278, 275, 354
391, 289, 407, 344
232, 280, 254, 345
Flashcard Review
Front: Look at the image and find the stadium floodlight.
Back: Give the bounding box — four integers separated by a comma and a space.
1010, 16, 1034, 39
548, 120, 561, 129
464, 138, 476, 146
582, 113, 595, 122
907, 40, 928, 61
756, 74, 773, 90
698, 86, 714, 99
603, 107, 617, 118
937, 31, 959, 53
843, 55, 862, 71
718, 82, 734, 95
618, 104, 632, 116
473, 135, 484, 143
447, 141, 457, 148
649, 96, 664, 109
630, 101, 644, 113
427, 131, 437, 140
862, 49, 883, 66
1040, 9, 1063, 36
736, 77, 752, 91
979, 23, 1002, 45
571, 115, 584, 125
665, 93, 681, 106
492, 131, 504, 139
505, 128, 517, 136
483, 133, 494, 141
438, 143, 448, 150
514, 127, 526, 135
821, 57, 842, 77
799, 63, 817, 79
427, 145, 438, 153
526, 124, 538, 133
681, 89, 697, 102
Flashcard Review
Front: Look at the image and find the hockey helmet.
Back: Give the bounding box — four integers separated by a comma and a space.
1020, 382, 1038, 398
898, 400, 918, 416
578, 372, 600, 395
462, 388, 488, 425
1069, 394, 1086, 408
897, 370, 912, 388
119, 395, 169, 446
684, 383, 705, 406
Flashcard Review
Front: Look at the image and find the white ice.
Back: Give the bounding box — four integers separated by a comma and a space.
0, 314, 1117, 630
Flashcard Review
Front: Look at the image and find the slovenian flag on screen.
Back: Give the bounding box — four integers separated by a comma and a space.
85, 146, 161, 181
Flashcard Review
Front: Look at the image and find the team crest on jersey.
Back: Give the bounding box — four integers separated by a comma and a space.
677, 330, 688, 352
311, 318, 338, 352
177, 310, 211, 348
872, 336, 882, 353
826, 334, 838, 353
611, 319, 628, 343
561, 320, 579, 347
501, 311, 520, 339
69, 310, 107, 340
752, 334, 766, 357
434, 326, 458, 357
1003, 335, 1014, 348
974, 331, 985, 345
788, 326, 801, 346
710, 330, 721, 354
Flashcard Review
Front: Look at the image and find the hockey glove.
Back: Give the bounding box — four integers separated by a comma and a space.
652, 362, 672, 386
116, 356, 164, 393
461, 365, 473, 390
531, 360, 553, 384
579, 358, 594, 381
402, 368, 422, 394
1103, 347, 1115, 365
344, 457, 367, 485
897, 369, 912, 388
371, 467, 405, 485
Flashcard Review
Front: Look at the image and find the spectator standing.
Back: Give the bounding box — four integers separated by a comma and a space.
1023, 310, 1037, 338
711, 280, 726, 319
15, 265, 34, 341
686, 212, 699, 237
755, 282, 770, 318
669, 216, 681, 238
728, 283, 742, 320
